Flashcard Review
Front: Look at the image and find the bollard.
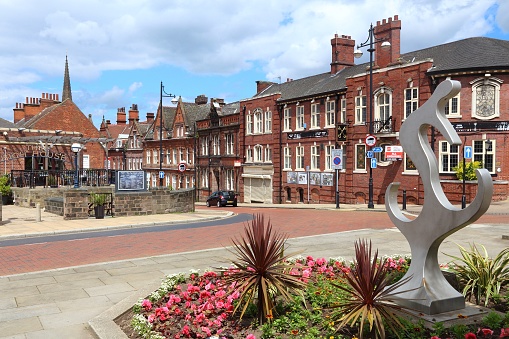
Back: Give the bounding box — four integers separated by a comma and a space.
36, 203, 41, 222
402, 190, 407, 211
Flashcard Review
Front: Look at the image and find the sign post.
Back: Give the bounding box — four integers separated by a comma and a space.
331, 149, 343, 208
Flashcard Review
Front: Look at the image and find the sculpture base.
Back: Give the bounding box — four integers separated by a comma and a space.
394, 295, 465, 315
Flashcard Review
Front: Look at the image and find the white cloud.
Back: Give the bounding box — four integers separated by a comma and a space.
496, 0, 509, 32
128, 82, 143, 93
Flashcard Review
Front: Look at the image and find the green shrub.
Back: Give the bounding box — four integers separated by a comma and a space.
0, 175, 11, 196
453, 160, 482, 180
90, 193, 108, 206
481, 311, 503, 329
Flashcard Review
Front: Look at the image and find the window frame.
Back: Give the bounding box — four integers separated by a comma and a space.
254, 109, 263, 134
310, 103, 320, 129
283, 146, 292, 170
283, 107, 292, 132
439, 141, 460, 174
296, 105, 304, 130
325, 100, 336, 127
311, 145, 320, 170
295, 145, 304, 170
264, 110, 272, 133
473, 139, 496, 174
355, 95, 366, 124
444, 94, 461, 117
354, 144, 366, 172
404, 87, 418, 119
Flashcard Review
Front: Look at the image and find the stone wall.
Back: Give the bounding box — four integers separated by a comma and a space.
114, 188, 195, 217
45, 197, 64, 216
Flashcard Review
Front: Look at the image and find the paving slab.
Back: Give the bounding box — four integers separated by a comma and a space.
15, 288, 90, 308
0, 316, 43, 337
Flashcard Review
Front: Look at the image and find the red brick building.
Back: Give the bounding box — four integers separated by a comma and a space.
240, 15, 509, 205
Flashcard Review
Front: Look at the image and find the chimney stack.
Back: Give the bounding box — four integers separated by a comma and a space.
330, 34, 355, 74
116, 107, 127, 125
128, 104, 139, 123
374, 15, 401, 68
146, 112, 155, 122
195, 94, 208, 105
255, 81, 275, 95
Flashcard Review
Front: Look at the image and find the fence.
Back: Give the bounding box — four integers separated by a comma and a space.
9, 169, 117, 188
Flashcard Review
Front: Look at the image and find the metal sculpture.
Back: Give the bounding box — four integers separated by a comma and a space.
385, 79, 493, 314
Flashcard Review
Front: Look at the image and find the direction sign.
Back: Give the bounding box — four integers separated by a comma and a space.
178, 163, 187, 172
372, 146, 383, 153
385, 145, 404, 160
366, 151, 374, 158
159, 171, 165, 179
371, 158, 377, 168
331, 149, 343, 170
365, 134, 377, 147
464, 146, 472, 159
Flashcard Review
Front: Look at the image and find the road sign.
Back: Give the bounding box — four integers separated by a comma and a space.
464, 146, 472, 159
366, 151, 374, 158
372, 146, 383, 152
365, 134, 377, 147
385, 145, 404, 160
371, 158, 377, 168
331, 149, 343, 170
159, 171, 165, 179
178, 163, 187, 172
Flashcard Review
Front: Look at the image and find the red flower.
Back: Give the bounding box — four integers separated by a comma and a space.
500, 328, 509, 338
478, 328, 493, 336
464, 333, 477, 339
431, 336, 440, 339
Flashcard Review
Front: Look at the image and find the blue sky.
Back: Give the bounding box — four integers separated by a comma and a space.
0, 0, 508, 127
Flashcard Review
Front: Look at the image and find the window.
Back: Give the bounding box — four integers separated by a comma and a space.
325, 100, 335, 127
225, 169, 234, 190
187, 148, 192, 164
445, 94, 460, 117
471, 78, 501, 119
201, 137, 209, 155
165, 174, 170, 187
310, 103, 320, 129
246, 113, 253, 134
146, 150, 151, 164
179, 148, 184, 163
355, 95, 366, 124
404, 87, 418, 118
152, 174, 157, 188
473, 139, 495, 173
376, 91, 391, 122
254, 145, 263, 162
311, 145, 320, 170
355, 144, 366, 171
153, 149, 158, 164
439, 141, 459, 173
283, 107, 291, 131
172, 149, 177, 164
172, 175, 177, 190
225, 134, 234, 155
340, 98, 346, 123
295, 145, 304, 170
325, 145, 334, 170
404, 154, 417, 173
283, 146, 291, 170
264, 146, 272, 163
265, 110, 272, 133
213, 135, 220, 155
296, 106, 304, 130
201, 169, 209, 188
245, 147, 253, 163
166, 150, 171, 164
254, 109, 263, 133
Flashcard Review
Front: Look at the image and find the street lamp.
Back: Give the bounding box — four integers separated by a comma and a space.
159, 81, 178, 187
115, 147, 127, 170
354, 23, 391, 209
71, 143, 82, 188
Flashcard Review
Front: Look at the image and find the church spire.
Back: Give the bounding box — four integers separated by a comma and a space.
62, 55, 72, 102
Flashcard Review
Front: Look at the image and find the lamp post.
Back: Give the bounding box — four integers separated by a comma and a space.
115, 147, 127, 170
354, 23, 391, 209
71, 143, 82, 188
159, 81, 178, 187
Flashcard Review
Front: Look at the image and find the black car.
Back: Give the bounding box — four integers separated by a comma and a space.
206, 190, 238, 207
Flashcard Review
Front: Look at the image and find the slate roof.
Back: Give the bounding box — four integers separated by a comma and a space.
0, 118, 15, 128
253, 37, 509, 102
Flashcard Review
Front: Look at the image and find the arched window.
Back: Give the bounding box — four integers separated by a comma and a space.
471, 77, 502, 120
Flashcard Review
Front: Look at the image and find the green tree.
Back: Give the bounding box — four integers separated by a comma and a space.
453, 160, 482, 180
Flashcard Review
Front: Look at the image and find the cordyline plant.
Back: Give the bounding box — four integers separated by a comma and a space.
220, 214, 307, 325
446, 243, 509, 306
328, 239, 412, 339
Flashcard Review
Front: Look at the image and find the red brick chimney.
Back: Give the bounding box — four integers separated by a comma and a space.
128, 104, 139, 123
255, 81, 275, 95
374, 15, 401, 68
330, 34, 355, 74
116, 107, 127, 125
195, 95, 208, 105
146, 112, 155, 123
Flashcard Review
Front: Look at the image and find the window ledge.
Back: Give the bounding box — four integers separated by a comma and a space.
402, 171, 419, 175
353, 170, 367, 174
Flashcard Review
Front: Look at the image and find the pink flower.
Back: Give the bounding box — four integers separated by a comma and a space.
431, 336, 440, 339
246, 334, 256, 339
201, 326, 211, 336
147, 314, 155, 323
478, 328, 493, 336
464, 333, 476, 339
141, 299, 152, 311
316, 257, 326, 266
500, 328, 509, 338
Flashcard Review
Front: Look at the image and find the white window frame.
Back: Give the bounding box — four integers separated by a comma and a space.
213, 135, 220, 155
245, 147, 253, 163
340, 98, 346, 124
404, 87, 418, 119
264, 146, 272, 163
146, 150, 151, 164
311, 145, 320, 170
403, 153, 418, 174
225, 169, 234, 190
310, 103, 320, 129
295, 145, 304, 170
283, 107, 292, 132
225, 134, 234, 155
246, 113, 253, 135
172, 149, 177, 164
355, 95, 366, 124
254, 109, 263, 134
325, 100, 335, 127
254, 145, 263, 162
264, 110, 272, 133
153, 149, 158, 165
325, 145, 333, 171
473, 139, 496, 174
471, 78, 501, 120
445, 94, 461, 117
296, 105, 304, 130
439, 141, 460, 173
375, 90, 392, 122
283, 146, 291, 170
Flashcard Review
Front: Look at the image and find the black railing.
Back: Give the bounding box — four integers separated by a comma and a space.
371, 117, 394, 134
10, 169, 117, 188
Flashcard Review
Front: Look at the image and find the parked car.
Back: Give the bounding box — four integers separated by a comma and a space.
206, 190, 238, 207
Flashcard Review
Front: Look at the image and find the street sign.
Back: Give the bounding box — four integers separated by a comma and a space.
178, 163, 187, 172
331, 149, 343, 170
159, 171, 165, 179
366, 151, 374, 158
372, 146, 383, 152
385, 145, 404, 160
371, 158, 377, 168
365, 134, 377, 147
464, 146, 472, 159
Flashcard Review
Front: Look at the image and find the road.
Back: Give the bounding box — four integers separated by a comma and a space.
0, 206, 505, 276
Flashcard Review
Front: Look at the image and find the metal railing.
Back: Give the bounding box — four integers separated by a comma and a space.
10, 169, 117, 188
371, 117, 394, 134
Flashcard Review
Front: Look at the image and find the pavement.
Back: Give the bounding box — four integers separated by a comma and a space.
0, 200, 508, 338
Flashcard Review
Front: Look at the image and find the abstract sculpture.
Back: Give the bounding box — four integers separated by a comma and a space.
385, 79, 493, 314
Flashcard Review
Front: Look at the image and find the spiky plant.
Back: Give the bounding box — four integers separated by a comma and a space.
446, 243, 509, 306
220, 214, 307, 324
328, 239, 412, 339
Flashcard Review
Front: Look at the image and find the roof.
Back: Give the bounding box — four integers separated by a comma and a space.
0, 118, 15, 128
252, 37, 509, 102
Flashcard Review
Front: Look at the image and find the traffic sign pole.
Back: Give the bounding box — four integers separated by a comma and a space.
336, 169, 340, 209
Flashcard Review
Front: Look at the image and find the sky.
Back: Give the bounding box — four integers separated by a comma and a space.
0, 0, 508, 128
